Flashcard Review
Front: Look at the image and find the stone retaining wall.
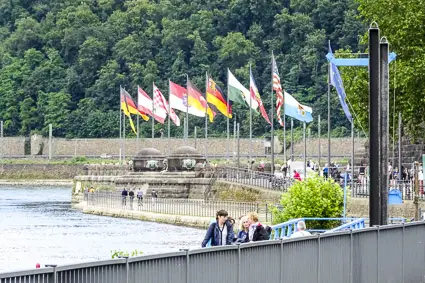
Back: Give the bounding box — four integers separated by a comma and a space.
30, 135, 264, 157
0, 164, 84, 179
0, 137, 27, 155
348, 198, 425, 219
291, 138, 367, 158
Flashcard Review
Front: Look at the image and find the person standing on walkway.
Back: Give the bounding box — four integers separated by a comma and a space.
137, 189, 144, 207
121, 188, 128, 206
235, 216, 250, 243
293, 170, 302, 181
202, 210, 234, 247
151, 189, 158, 205
323, 164, 329, 179
290, 221, 312, 238
129, 189, 135, 209
247, 212, 270, 242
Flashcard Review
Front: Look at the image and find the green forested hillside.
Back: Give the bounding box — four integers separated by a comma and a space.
0, 0, 366, 138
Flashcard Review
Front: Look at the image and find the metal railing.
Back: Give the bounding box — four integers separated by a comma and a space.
215, 167, 293, 191
2, 221, 425, 283
351, 179, 425, 200
87, 192, 259, 219
325, 218, 366, 233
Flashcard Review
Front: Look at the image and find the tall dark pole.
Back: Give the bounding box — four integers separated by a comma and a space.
380, 37, 389, 225
369, 23, 381, 226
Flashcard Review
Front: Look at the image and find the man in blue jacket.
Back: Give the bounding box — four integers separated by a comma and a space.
202, 210, 234, 247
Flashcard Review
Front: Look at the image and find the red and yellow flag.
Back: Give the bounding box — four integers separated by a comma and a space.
187, 78, 215, 122
207, 77, 232, 118
120, 88, 149, 135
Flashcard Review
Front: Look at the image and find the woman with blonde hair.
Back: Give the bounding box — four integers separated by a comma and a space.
247, 212, 270, 242
235, 216, 250, 243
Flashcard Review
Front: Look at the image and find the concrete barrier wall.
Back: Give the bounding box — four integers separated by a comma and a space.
0, 137, 27, 155
291, 138, 367, 157
0, 135, 369, 158
30, 136, 265, 157
0, 164, 84, 179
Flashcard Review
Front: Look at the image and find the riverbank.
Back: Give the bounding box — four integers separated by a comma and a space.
0, 179, 73, 186
75, 202, 210, 229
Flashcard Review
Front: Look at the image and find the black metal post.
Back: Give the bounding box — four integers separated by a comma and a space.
380, 37, 389, 225
369, 23, 381, 226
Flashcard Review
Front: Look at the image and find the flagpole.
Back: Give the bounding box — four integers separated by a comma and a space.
291, 118, 294, 161
152, 82, 155, 146
136, 86, 140, 152
351, 118, 354, 191
168, 80, 171, 155
327, 40, 331, 167
271, 51, 275, 174
283, 108, 286, 162
226, 70, 230, 163
119, 86, 122, 165
123, 89, 126, 163
303, 122, 307, 178
205, 71, 208, 159
318, 114, 321, 168
233, 114, 236, 161
186, 75, 189, 141
249, 64, 252, 165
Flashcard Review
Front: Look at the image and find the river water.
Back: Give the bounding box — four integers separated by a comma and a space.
0, 186, 205, 272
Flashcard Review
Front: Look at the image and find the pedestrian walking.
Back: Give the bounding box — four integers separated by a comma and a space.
129, 189, 135, 209
121, 188, 128, 206
202, 210, 234, 247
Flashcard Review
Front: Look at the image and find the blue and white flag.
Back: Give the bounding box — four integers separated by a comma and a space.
284, 91, 313, 123
329, 46, 352, 122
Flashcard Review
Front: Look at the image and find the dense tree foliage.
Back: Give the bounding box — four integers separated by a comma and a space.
0, 0, 366, 138
341, 0, 425, 139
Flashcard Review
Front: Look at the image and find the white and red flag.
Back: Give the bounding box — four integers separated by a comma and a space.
250, 69, 271, 125
137, 86, 154, 117
154, 83, 180, 126
272, 55, 284, 127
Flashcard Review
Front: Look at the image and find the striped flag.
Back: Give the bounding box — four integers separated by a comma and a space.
152, 84, 167, 124
272, 55, 284, 127
153, 84, 180, 126
250, 69, 271, 124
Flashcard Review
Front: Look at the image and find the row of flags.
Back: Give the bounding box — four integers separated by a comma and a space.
120, 55, 315, 135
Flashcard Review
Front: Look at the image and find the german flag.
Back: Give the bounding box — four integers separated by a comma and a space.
207, 77, 232, 118
120, 88, 149, 121
120, 88, 149, 135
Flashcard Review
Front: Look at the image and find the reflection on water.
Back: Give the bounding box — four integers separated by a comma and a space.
0, 186, 205, 272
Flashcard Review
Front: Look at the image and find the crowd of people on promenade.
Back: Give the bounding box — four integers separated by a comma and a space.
201, 210, 311, 247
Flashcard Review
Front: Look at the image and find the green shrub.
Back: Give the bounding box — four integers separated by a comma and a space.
70, 156, 88, 163
271, 174, 344, 229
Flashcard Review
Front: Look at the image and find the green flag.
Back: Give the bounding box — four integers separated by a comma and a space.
227, 69, 258, 110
